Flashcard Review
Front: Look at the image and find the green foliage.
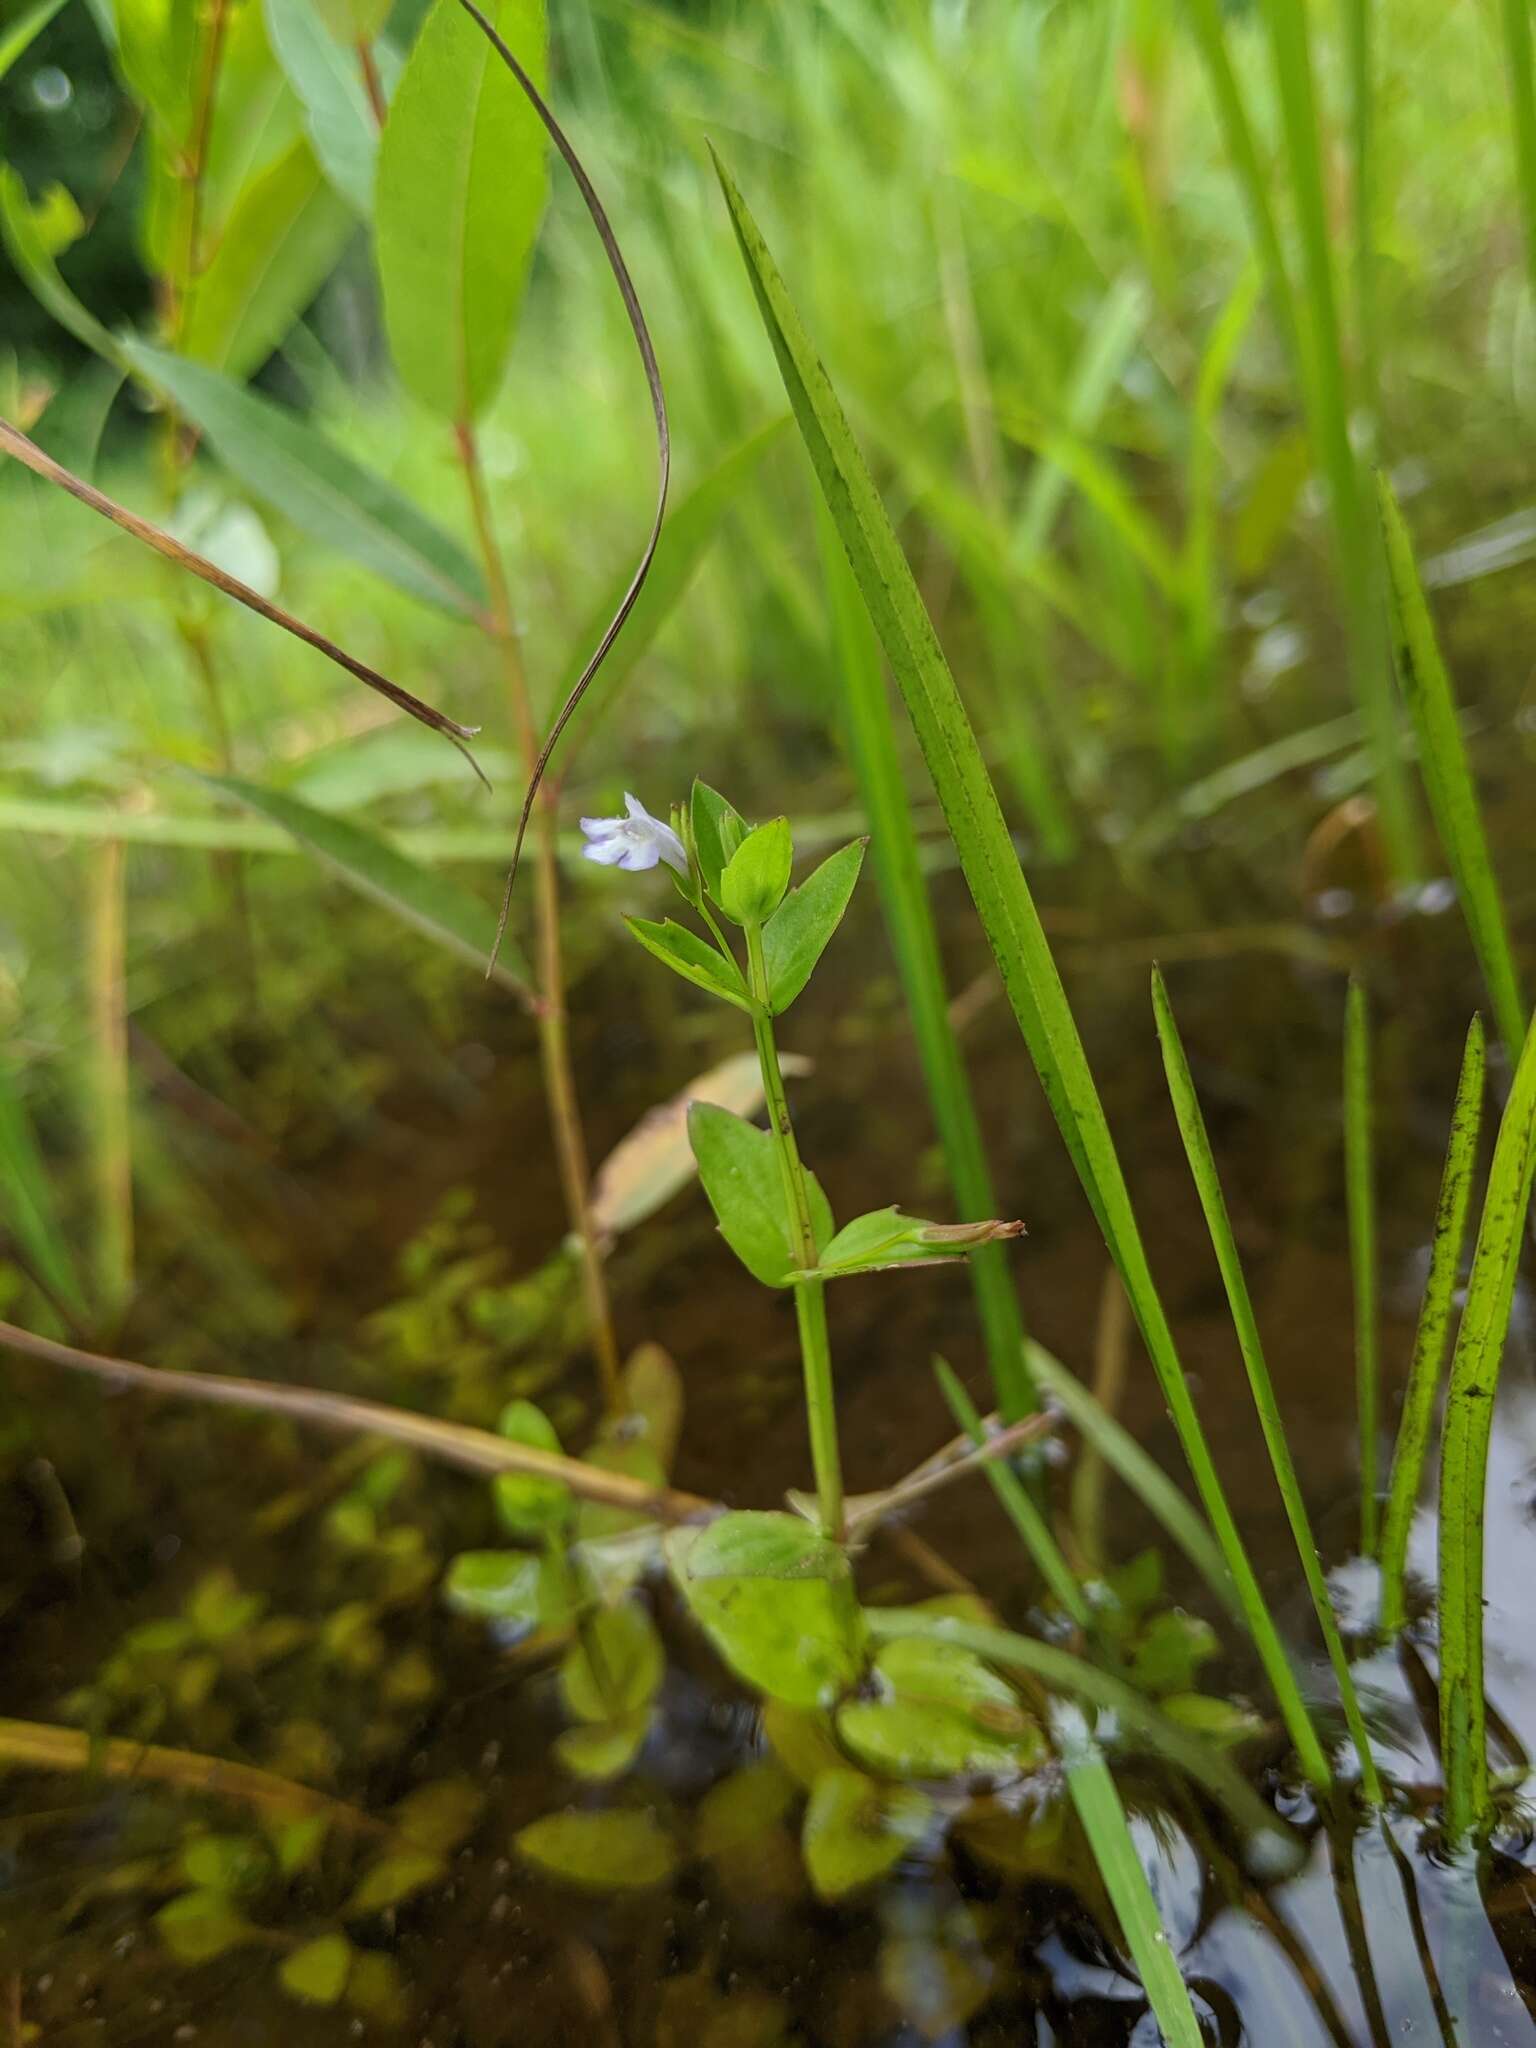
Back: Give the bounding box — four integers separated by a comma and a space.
493, 1400, 572, 1537
1439, 1013, 1536, 1840
279, 1933, 354, 2007
123, 344, 488, 617
686, 1101, 833, 1287
802, 1770, 932, 1900
760, 839, 865, 1013
717, 816, 793, 924
515, 1807, 679, 1890
623, 916, 751, 1010
374, 0, 548, 422
666, 1510, 866, 1709
262, 0, 384, 215
836, 1635, 1044, 1782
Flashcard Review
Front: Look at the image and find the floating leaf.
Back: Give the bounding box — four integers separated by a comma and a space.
374, 0, 548, 421
837, 1636, 1042, 1782
718, 817, 793, 924
803, 1769, 932, 1900
443, 1549, 569, 1632
1129, 1611, 1219, 1697
280, 1933, 353, 2007
155, 1889, 255, 1963
391, 1779, 482, 1855
493, 1400, 572, 1537
121, 343, 485, 617
761, 1701, 846, 1789
762, 839, 865, 1013
687, 1102, 834, 1287
694, 1761, 797, 1861
345, 1950, 406, 2022
560, 1602, 664, 1723
180, 1834, 270, 1895
515, 1808, 679, 1891
667, 1511, 865, 1709
623, 917, 751, 1011
554, 1712, 650, 1781
345, 1849, 445, 1916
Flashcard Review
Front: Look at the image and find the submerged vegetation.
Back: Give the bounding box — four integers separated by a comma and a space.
3, 0, 1536, 2039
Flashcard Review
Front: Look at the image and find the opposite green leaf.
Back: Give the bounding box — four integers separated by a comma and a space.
667, 1510, 866, 1709
719, 817, 793, 924
155, 1889, 255, 1964
690, 781, 747, 901
802, 1770, 932, 1900
493, 1400, 571, 1537
263, 0, 382, 214
443, 1549, 568, 1629
836, 1636, 1043, 1782
623, 917, 751, 1011
559, 1602, 664, 1723
123, 343, 486, 617
687, 1100, 835, 1284
762, 839, 865, 1013
374, 0, 548, 422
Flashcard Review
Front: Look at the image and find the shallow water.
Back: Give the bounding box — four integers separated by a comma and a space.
4, 841, 1536, 2045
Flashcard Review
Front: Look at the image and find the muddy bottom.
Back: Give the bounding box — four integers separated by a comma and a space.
3, 843, 1536, 2045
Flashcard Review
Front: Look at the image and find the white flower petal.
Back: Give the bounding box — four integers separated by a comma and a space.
582, 836, 631, 866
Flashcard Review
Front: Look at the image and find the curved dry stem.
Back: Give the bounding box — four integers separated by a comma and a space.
0, 1320, 711, 1522
448, 0, 671, 964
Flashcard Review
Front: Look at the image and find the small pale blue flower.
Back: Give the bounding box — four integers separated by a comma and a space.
579, 792, 687, 877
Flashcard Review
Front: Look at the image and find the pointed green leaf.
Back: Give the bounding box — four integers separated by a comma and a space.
690, 781, 746, 901
803, 1770, 932, 1900
515, 1808, 679, 1890
718, 817, 793, 925
345, 1850, 445, 1915
694, 1761, 797, 1860
374, 0, 548, 421
622, 917, 751, 1011
493, 1400, 571, 1537
204, 776, 531, 995
687, 1101, 833, 1287
180, 141, 353, 378
762, 839, 865, 1012
390, 1779, 482, 1854
667, 1510, 865, 1709
263, 0, 381, 213
280, 1933, 353, 2007
121, 343, 485, 617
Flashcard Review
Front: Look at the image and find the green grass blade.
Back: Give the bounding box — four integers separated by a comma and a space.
1376, 474, 1528, 1061
933, 1358, 1089, 1630
0, 1057, 86, 1319
1154, 968, 1380, 1803
1024, 1342, 1239, 1623
1054, 1710, 1206, 2048
1344, 0, 1378, 420
0, 0, 67, 81
1345, 980, 1381, 1557
1439, 1013, 1536, 1841
1257, 0, 1419, 881
1499, 0, 1536, 307
712, 147, 1332, 1794
1380, 1018, 1485, 1638
822, 517, 1030, 1416
867, 1607, 1298, 1860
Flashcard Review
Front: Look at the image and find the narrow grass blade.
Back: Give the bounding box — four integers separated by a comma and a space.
0, 0, 67, 81
1257, 0, 1419, 879
1345, 980, 1381, 1556
933, 1358, 1089, 1630
0, 1058, 85, 1319
1380, 1019, 1486, 1637
1376, 474, 1527, 1061
867, 1607, 1298, 1860
1343, 0, 1378, 419
824, 517, 1030, 1417
713, 147, 1333, 1794
203, 777, 533, 1000
1154, 968, 1381, 1803
1439, 1014, 1536, 1841
1054, 1710, 1206, 2048
1025, 1343, 1238, 1622
1499, 0, 1536, 306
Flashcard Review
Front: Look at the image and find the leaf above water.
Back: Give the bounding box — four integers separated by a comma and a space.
687, 1102, 834, 1287
493, 1399, 571, 1537
837, 1636, 1042, 1782
762, 838, 866, 1012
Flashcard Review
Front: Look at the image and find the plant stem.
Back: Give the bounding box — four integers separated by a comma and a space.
1345, 979, 1380, 1556
356, 38, 389, 125
745, 920, 843, 1539
455, 422, 622, 1410
87, 837, 132, 1314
